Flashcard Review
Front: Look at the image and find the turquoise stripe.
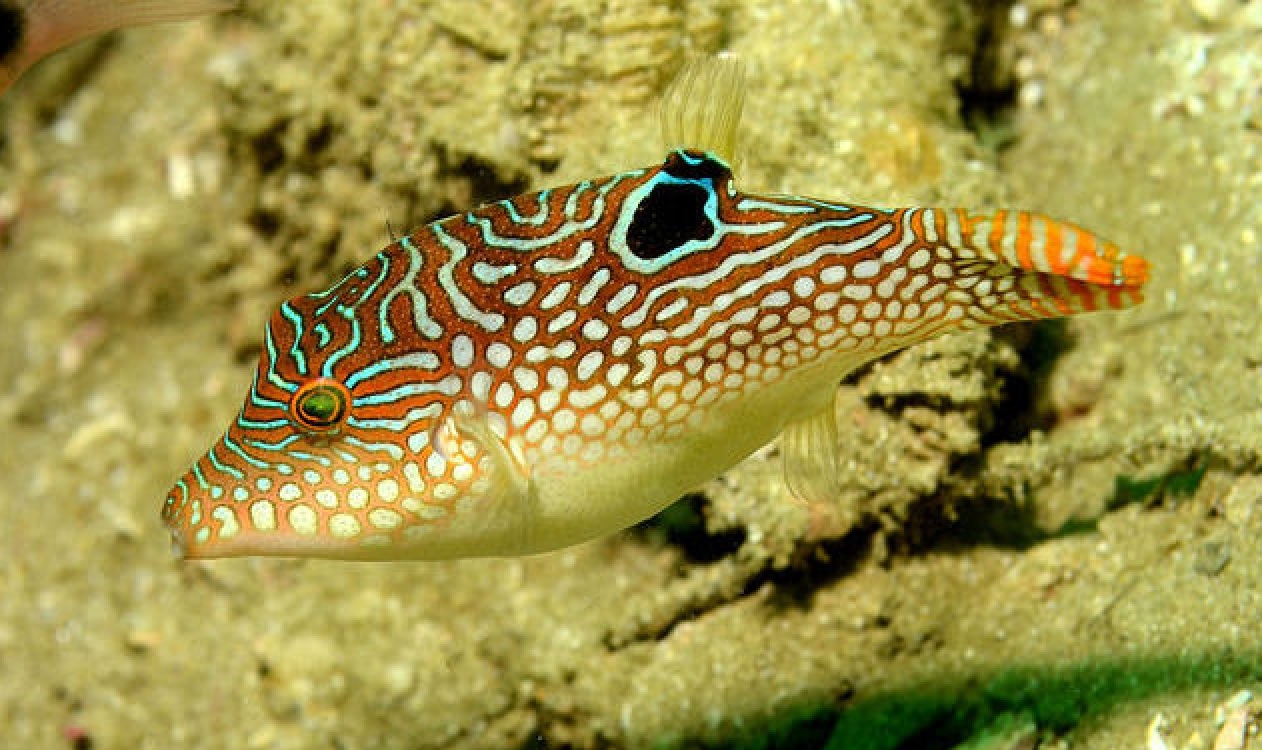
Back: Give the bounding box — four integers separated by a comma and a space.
285, 449, 333, 467
247, 368, 287, 409
314, 322, 332, 349
563, 181, 591, 217
280, 302, 307, 376
352, 386, 435, 407
264, 325, 297, 393
191, 464, 210, 490
345, 351, 440, 389
221, 432, 271, 470
501, 190, 552, 225
244, 434, 301, 452
206, 443, 244, 481
470, 171, 638, 252
342, 435, 404, 460
347, 404, 437, 430
320, 308, 362, 378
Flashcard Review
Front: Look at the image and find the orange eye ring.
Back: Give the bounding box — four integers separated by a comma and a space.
290, 378, 351, 433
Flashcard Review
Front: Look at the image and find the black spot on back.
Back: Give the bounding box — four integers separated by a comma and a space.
0, 2, 23, 65
625, 180, 714, 261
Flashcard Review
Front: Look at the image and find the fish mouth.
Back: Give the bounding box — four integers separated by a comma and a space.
165, 522, 187, 560
160, 481, 199, 559
159, 467, 396, 561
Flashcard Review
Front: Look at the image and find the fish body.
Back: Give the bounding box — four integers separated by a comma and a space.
162, 146, 1148, 561
0, 0, 235, 95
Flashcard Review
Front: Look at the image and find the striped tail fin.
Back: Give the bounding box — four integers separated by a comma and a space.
950, 209, 1148, 287
917, 208, 1149, 319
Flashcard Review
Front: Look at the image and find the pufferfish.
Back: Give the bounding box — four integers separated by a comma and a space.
0, 0, 235, 95
162, 59, 1149, 561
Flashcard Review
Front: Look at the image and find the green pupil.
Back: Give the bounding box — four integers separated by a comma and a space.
301, 389, 340, 423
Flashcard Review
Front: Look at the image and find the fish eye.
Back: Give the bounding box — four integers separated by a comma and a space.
290, 379, 350, 432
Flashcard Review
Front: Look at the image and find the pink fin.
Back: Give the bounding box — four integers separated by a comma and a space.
2, 0, 236, 93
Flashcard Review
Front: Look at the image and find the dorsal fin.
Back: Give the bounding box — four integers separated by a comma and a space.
657, 55, 747, 166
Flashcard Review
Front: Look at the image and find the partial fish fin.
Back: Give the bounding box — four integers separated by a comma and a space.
780, 402, 844, 507
909, 208, 1150, 323
658, 55, 746, 166
937, 208, 1148, 289
443, 406, 534, 502
446, 405, 539, 551
8, 0, 236, 89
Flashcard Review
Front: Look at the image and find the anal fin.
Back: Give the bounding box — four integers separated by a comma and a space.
779, 401, 844, 507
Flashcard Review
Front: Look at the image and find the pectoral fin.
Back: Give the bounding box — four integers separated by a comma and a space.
443, 406, 540, 552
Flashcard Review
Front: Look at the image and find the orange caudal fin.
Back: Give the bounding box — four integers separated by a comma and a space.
913, 207, 1150, 316
884, 207, 1150, 327
947, 208, 1149, 289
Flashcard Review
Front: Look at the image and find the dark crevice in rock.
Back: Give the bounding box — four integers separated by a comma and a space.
986, 320, 1076, 443
608, 521, 880, 650
247, 119, 288, 174
957, 0, 1021, 150
760, 525, 883, 611
417, 147, 532, 227
630, 493, 746, 565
